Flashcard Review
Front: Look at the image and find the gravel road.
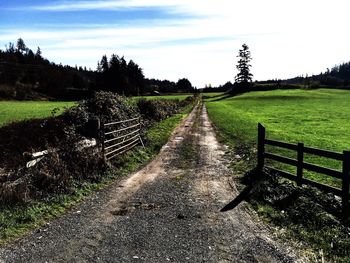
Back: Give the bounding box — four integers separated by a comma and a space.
0, 104, 304, 262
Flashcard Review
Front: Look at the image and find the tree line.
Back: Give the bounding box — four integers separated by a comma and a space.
95, 54, 194, 96
0, 38, 95, 100
284, 62, 350, 88
0, 38, 194, 100
207, 43, 350, 95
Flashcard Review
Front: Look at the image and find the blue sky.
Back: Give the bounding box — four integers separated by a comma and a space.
1, 0, 350, 87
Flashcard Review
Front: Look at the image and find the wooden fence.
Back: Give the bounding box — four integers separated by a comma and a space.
102, 117, 144, 161
23, 117, 144, 167
257, 123, 350, 213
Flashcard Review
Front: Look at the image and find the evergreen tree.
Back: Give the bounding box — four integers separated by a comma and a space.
16, 38, 27, 54
235, 44, 253, 84
35, 47, 42, 58
176, 78, 193, 92
100, 55, 109, 71
95, 53, 145, 95
6, 42, 15, 53
0, 38, 94, 100
27, 49, 34, 59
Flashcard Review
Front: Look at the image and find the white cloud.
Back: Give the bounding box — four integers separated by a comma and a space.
2, 0, 350, 87
28, 0, 186, 11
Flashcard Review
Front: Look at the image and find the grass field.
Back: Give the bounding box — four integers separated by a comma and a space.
0, 95, 191, 127
202, 92, 225, 98
0, 101, 76, 127
205, 89, 350, 186
136, 94, 191, 101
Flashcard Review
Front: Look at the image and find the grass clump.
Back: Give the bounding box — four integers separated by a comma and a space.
243, 168, 350, 262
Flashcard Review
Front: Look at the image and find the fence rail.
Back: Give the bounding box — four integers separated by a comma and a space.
103, 117, 140, 127
23, 116, 144, 167
102, 117, 144, 161
257, 123, 350, 214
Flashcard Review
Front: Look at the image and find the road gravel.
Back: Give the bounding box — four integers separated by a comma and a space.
0, 103, 304, 262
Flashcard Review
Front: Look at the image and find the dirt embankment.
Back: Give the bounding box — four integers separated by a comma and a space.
0, 103, 305, 262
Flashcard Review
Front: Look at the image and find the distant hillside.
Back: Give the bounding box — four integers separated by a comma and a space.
0, 38, 96, 100
145, 78, 195, 94
208, 60, 350, 96
258, 61, 350, 89
0, 38, 195, 101
285, 62, 350, 88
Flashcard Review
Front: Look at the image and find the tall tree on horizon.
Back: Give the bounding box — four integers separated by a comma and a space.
16, 38, 27, 54
35, 46, 42, 58
235, 43, 253, 85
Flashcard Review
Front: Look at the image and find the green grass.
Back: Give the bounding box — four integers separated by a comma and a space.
255, 203, 350, 262
205, 89, 350, 262
146, 107, 190, 152
0, 96, 190, 127
205, 89, 350, 187
0, 106, 191, 243
0, 101, 75, 127
202, 92, 225, 98
0, 97, 191, 127
136, 94, 191, 101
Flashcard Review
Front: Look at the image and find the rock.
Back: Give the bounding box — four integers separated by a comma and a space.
177, 213, 185, 219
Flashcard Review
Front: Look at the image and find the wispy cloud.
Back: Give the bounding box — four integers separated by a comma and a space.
27, 0, 185, 12
1, 0, 350, 87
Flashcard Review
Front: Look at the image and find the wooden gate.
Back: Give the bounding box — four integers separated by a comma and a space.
102, 117, 144, 161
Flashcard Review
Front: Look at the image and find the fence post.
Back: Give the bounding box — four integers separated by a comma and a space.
87, 117, 100, 138
257, 123, 265, 170
342, 151, 350, 216
297, 143, 304, 187
101, 121, 106, 163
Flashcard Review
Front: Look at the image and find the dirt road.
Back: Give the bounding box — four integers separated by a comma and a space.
0, 104, 303, 262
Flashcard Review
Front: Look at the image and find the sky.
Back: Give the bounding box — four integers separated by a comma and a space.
1, 0, 350, 88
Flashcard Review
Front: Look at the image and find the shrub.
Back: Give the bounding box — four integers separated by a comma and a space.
0, 92, 139, 204
63, 91, 139, 137
0, 92, 195, 204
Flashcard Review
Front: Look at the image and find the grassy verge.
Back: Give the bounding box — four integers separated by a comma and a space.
0, 107, 191, 243
246, 169, 350, 262
202, 92, 225, 98
0, 101, 76, 127
176, 102, 201, 169
205, 88, 350, 187
135, 94, 191, 101
146, 107, 191, 153
205, 89, 350, 262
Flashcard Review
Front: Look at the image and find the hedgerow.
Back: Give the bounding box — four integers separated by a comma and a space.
0, 92, 196, 204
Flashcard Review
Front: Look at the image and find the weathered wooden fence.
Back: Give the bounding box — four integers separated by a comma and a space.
102, 117, 144, 161
257, 123, 350, 213
24, 117, 144, 167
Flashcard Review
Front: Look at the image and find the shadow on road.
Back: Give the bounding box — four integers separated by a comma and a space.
220, 185, 252, 212
204, 93, 234, 102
